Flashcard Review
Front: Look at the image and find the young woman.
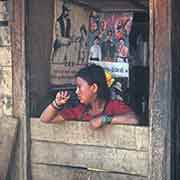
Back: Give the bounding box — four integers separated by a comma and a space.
40, 64, 138, 128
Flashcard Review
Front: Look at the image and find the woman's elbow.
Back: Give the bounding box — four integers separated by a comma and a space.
127, 112, 139, 125
130, 114, 139, 125
40, 114, 52, 123
40, 117, 50, 123
40, 114, 64, 124
131, 117, 138, 125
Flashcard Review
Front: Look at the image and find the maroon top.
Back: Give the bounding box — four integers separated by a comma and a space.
59, 100, 132, 121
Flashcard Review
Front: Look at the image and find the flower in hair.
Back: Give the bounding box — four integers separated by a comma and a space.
105, 71, 114, 87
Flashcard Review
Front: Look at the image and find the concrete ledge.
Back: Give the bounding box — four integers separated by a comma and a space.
31, 119, 149, 177
31, 119, 149, 151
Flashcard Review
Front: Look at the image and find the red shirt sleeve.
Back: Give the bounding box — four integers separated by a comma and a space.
59, 104, 85, 120
105, 100, 133, 116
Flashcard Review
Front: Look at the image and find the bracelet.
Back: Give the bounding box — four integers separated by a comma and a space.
51, 100, 63, 111
101, 115, 113, 126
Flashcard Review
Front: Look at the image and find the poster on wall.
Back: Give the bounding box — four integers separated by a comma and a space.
89, 60, 129, 78
87, 12, 133, 102
88, 12, 133, 63
50, 0, 133, 86
50, 0, 90, 85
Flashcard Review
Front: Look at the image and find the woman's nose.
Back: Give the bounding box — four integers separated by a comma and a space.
75, 87, 79, 94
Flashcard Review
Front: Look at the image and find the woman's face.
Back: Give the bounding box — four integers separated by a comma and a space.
75, 77, 97, 104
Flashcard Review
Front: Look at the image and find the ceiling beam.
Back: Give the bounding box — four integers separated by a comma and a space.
72, 0, 148, 12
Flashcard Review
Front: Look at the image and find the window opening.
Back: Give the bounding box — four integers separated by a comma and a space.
28, 0, 149, 126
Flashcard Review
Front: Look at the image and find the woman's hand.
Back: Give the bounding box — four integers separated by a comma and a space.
90, 115, 113, 129
55, 91, 70, 106
40, 91, 70, 123
90, 116, 103, 129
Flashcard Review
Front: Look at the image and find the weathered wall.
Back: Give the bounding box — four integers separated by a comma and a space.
149, 0, 172, 179
0, 116, 19, 180
50, 0, 90, 86
0, 1, 21, 180
0, 1, 13, 117
1, 1, 178, 180
2, 1, 31, 180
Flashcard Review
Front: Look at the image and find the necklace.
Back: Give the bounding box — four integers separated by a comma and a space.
87, 101, 106, 117
79, 101, 107, 121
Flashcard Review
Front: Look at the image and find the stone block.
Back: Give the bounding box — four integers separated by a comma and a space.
0, 26, 11, 46
0, 67, 12, 116
0, 1, 8, 21
0, 47, 12, 66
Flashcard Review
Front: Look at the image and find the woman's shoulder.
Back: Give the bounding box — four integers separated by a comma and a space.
73, 103, 86, 110
107, 99, 125, 105
62, 103, 85, 112
106, 99, 132, 114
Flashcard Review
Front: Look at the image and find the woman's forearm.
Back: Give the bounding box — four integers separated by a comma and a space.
111, 112, 138, 125
40, 91, 70, 123
40, 103, 64, 123
40, 103, 58, 123
90, 112, 138, 129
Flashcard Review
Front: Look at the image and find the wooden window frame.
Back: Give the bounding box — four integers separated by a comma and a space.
11, 0, 173, 180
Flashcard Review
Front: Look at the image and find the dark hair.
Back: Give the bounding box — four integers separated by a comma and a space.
62, 4, 69, 15
75, 64, 110, 101
94, 35, 100, 41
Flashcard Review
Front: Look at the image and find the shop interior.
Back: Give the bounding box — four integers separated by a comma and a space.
27, 0, 149, 125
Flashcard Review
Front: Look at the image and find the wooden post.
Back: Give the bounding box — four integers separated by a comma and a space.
10, 0, 30, 180
171, 0, 180, 179
149, 0, 172, 180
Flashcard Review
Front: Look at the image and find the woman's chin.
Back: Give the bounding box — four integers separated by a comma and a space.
79, 99, 87, 104
79, 99, 84, 104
